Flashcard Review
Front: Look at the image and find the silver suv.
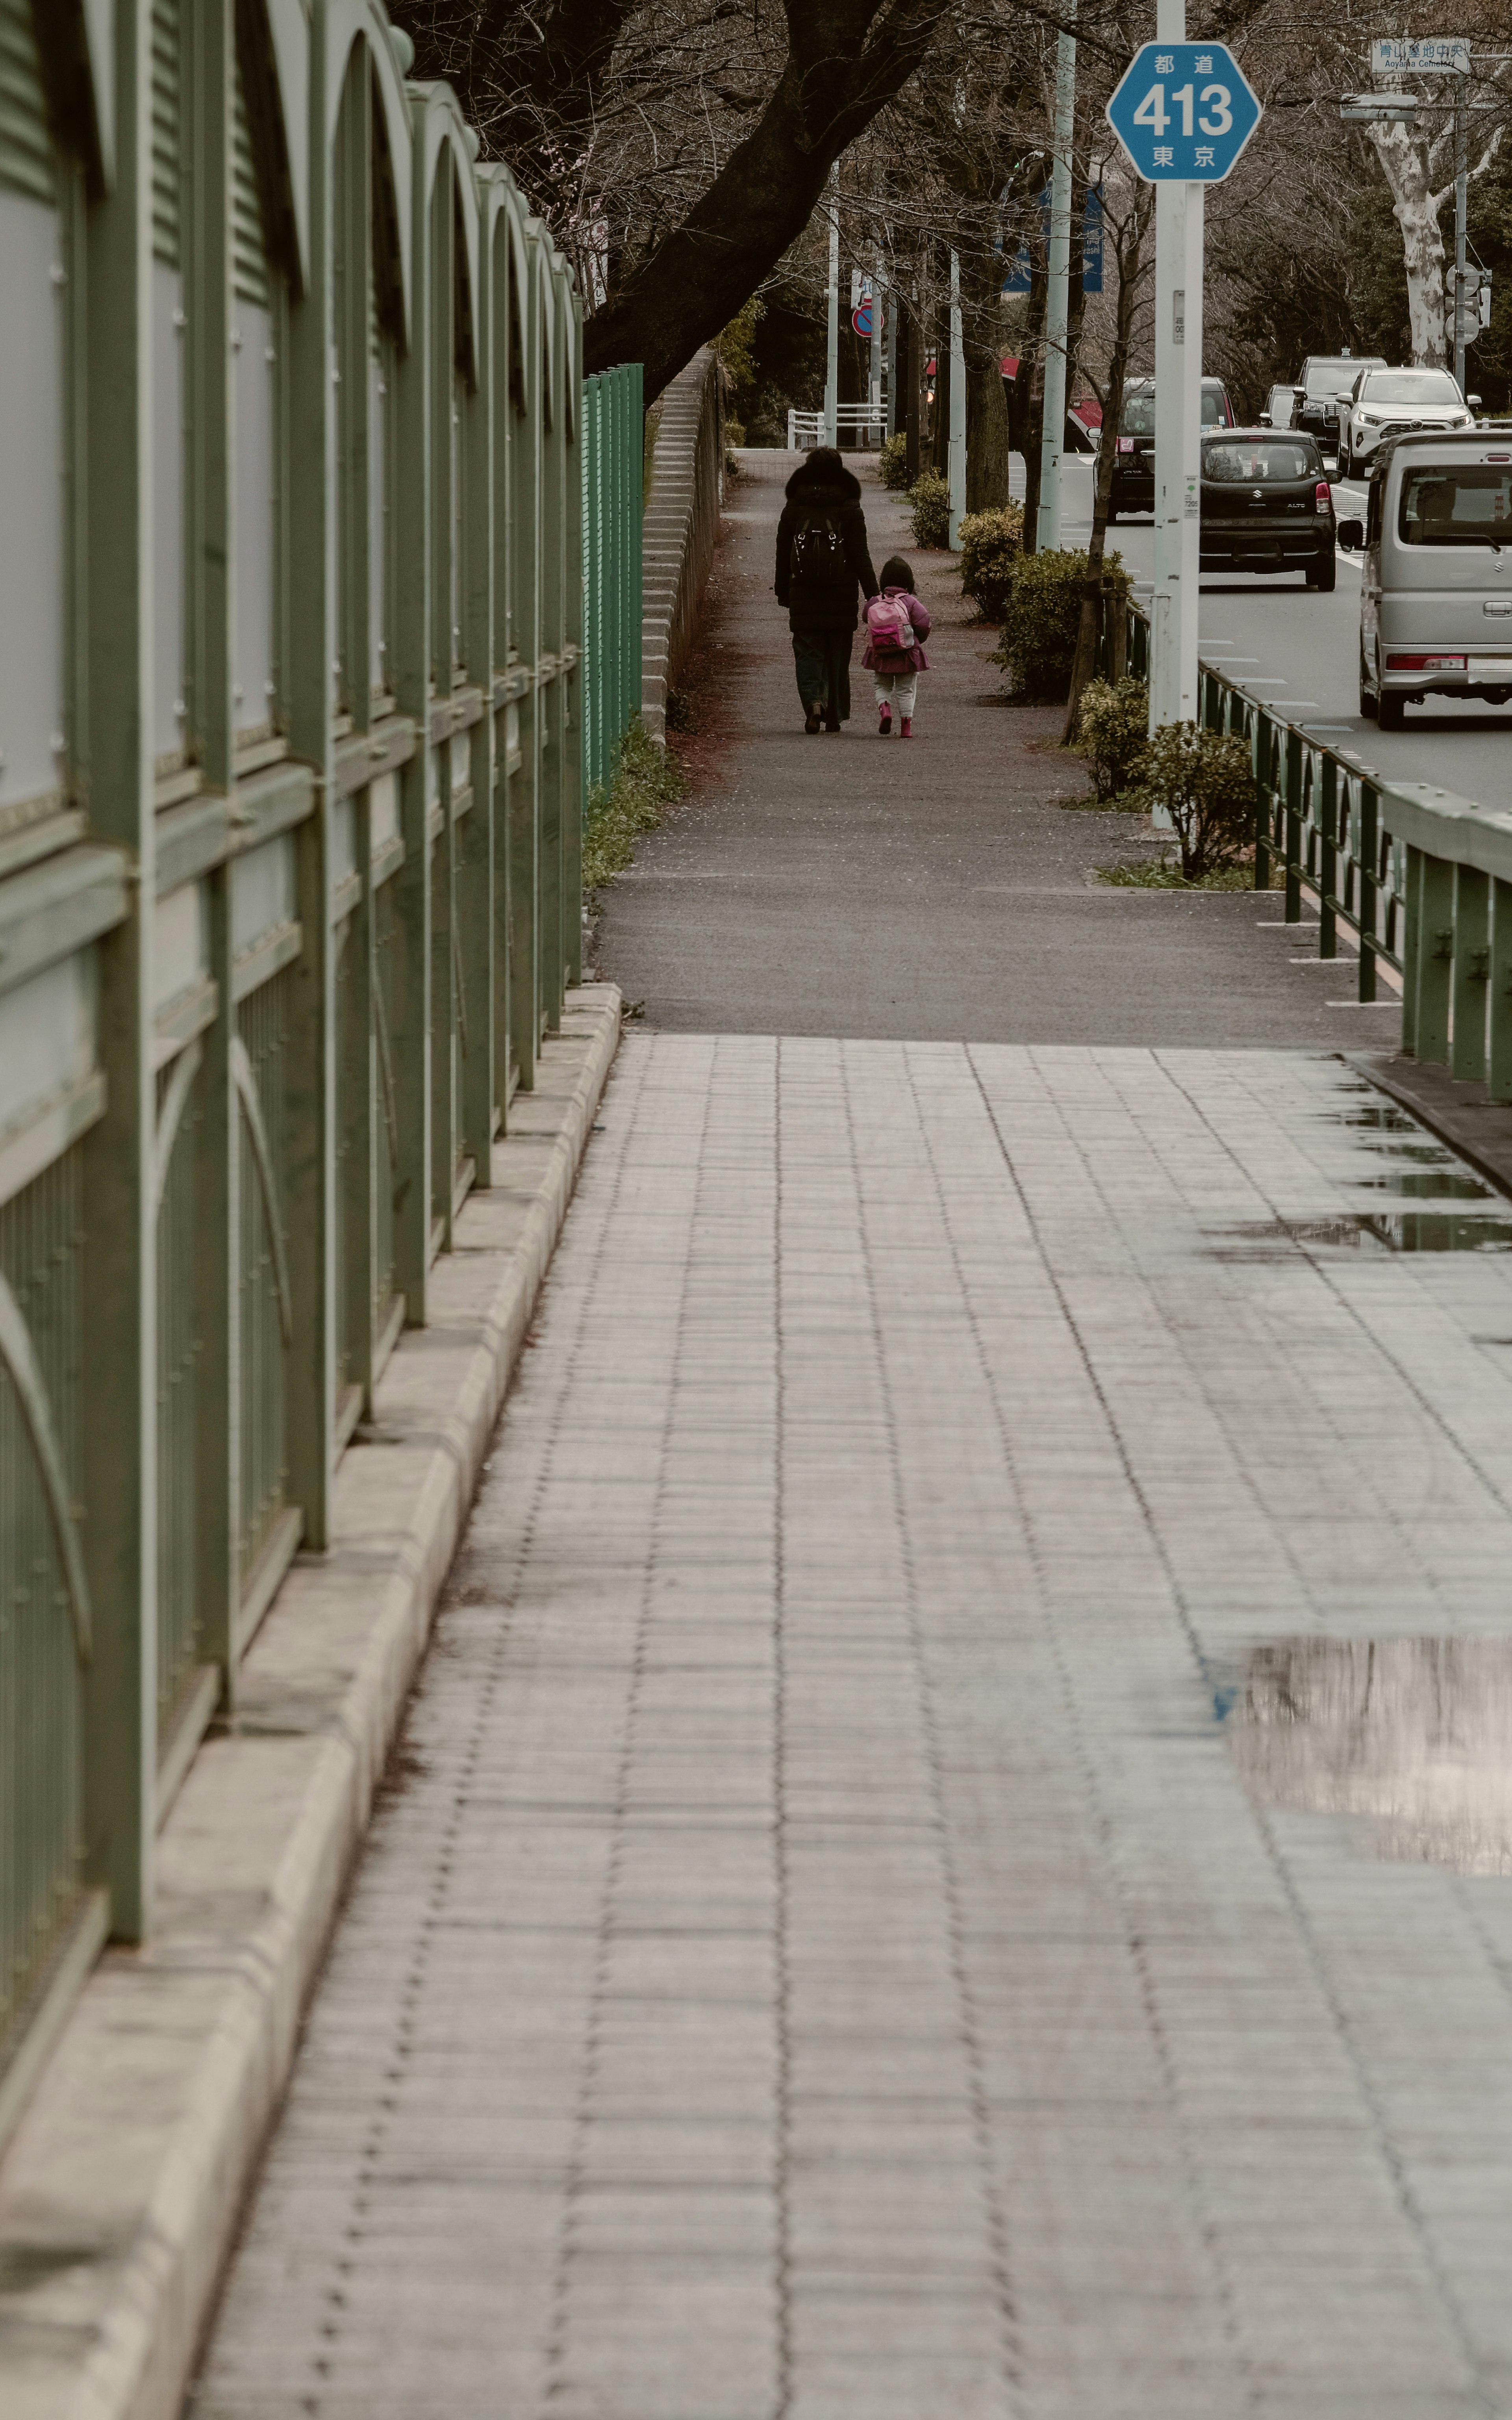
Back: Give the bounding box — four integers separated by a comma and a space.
1338, 366, 1475, 479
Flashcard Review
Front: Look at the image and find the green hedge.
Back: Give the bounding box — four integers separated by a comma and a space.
1074, 676, 1149, 802
957, 507, 1023, 623
991, 549, 1130, 702
879, 432, 911, 490
908, 469, 951, 548
1121, 723, 1258, 881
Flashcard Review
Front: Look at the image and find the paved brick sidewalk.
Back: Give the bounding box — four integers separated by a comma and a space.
193, 1036, 1512, 2420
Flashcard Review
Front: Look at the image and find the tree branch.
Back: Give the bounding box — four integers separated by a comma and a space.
583, 0, 952, 393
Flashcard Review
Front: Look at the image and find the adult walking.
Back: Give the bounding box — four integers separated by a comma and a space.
774, 446, 878, 734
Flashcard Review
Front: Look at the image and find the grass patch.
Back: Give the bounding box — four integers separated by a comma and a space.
1060, 789, 1145, 813
582, 716, 686, 891
1096, 856, 1267, 891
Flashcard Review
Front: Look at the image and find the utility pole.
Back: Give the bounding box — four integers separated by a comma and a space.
885, 275, 899, 438
825, 163, 839, 447
1454, 82, 1469, 395
948, 250, 967, 546
1037, 2, 1078, 554
1149, 0, 1202, 735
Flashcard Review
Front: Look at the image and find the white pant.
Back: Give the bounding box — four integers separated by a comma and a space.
874, 669, 917, 716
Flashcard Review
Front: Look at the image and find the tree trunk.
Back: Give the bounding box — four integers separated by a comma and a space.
932, 320, 951, 476
1367, 124, 1450, 367
961, 242, 1010, 510
1008, 267, 1047, 549
901, 307, 921, 480
1061, 204, 1146, 742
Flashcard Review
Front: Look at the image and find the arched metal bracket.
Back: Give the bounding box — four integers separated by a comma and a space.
0, 1272, 92, 1666
231, 1037, 294, 1349
153, 1036, 203, 1211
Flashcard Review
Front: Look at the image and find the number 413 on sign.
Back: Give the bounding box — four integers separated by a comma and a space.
1104, 40, 1262, 185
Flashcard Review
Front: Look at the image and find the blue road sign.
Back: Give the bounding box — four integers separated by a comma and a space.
1001, 186, 1103, 298
1105, 43, 1261, 183
852, 300, 874, 338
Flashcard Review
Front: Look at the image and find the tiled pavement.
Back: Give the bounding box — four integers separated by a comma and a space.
192, 1036, 1512, 2419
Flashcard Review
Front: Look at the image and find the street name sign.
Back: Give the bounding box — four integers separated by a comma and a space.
1370, 35, 1470, 76
1105, 42, 1262, 183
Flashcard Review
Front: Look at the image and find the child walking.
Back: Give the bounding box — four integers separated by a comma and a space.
861, 554, 932, 737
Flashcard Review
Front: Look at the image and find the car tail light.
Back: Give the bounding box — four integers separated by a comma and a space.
1116, 437, 1134, 454
1386, 654, 1466, 672
1314, 481, 1332, 514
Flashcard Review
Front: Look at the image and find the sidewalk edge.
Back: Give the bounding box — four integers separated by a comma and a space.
0, 987, 622, 2420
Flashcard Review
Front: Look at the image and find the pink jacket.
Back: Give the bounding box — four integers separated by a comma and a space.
860, 587, 931, 673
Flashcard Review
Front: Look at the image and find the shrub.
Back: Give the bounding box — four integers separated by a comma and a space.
990, 549, 1130, 702
908, 469, 952, 549
956, 507, 1023, 623
1120, 722, 1258, 882
1075, 676, 1150, 802
582, 716, 686, 891
878, 432, 911, 490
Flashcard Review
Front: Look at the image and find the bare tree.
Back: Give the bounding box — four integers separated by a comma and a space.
1062, 175, 1153, 735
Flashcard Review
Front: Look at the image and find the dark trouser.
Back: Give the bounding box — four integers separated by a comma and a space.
792, 629, 852, 722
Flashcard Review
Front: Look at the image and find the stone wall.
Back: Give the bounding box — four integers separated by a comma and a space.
641, 349, 724, 742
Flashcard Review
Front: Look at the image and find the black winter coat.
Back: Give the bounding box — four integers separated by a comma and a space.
774, 459, 878, 633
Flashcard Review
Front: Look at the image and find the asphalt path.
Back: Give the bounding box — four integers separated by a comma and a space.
597, 450, 1401, 1048
1060, 454, 1512, 802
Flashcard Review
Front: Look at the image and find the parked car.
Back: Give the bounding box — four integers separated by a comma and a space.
1293, 353, 1385, 462
1108, 376, 1234, 519
1198, 429, 1336, 588
1259, 383, 1296, 431
1337, 429, 1512, 729
1337, 365, 1477, 479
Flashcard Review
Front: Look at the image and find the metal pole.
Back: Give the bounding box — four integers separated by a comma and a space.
825, 163, 839, 447
869, 262, 884, 442
1150, 0, 1201, 736
1038, 2, 1078, 553
1455, 84, 1468, 394
885, 278, 899, 438
948, 249, 967, 546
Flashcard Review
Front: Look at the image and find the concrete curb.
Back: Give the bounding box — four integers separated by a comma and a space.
0, 987, 622, 2420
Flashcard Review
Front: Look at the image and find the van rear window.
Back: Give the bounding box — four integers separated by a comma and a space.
1399, 466, 1512, 545
1203, 440, 1316, 483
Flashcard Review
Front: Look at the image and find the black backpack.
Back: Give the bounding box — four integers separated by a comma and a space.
791, 510, 849, 586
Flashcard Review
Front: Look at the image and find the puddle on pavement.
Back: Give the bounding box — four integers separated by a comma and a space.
1354, 1170, 1492, 1199
1324, 1100, 1422, 1135
1225, 1637, 1512, 1876
1207, 1212, 1512, 1256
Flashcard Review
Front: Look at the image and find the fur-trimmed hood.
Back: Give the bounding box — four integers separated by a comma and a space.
784, 456, 863, 505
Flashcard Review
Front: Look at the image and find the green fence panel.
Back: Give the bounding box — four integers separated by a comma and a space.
0, 0, 644, 2142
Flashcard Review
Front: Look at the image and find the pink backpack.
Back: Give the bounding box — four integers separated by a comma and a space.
866, 592, 916, 655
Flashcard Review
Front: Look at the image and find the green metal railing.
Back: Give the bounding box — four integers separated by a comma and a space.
581, 362, 646, 800
1123, 598, 1512, 1084
0, 0, 643, 2139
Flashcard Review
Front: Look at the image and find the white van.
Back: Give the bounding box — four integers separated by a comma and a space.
1337, 429, 1512, 730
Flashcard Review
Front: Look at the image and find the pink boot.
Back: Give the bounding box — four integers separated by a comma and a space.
878, 705, 892, 735
900, 716, 914, 739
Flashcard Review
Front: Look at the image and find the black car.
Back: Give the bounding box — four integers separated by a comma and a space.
1108, 377, 1234, 519
1292, 353, 1385, 463
1199, 429, 1336, 587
